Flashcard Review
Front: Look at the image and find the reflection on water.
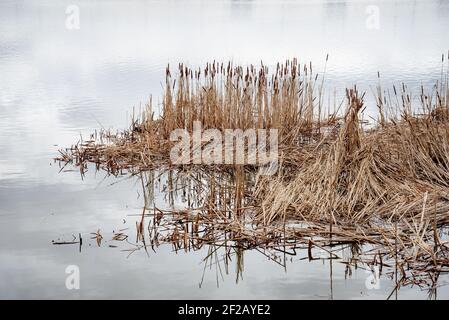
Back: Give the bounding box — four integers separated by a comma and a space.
1, 0, 449, 299
49, 168, 449, 300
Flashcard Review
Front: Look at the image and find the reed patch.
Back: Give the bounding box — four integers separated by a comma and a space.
56, 57, 449, 292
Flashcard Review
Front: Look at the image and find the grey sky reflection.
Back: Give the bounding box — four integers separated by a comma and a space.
1, 0, 449, 299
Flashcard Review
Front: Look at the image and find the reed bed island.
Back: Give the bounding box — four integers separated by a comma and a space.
57, 59, 449, 290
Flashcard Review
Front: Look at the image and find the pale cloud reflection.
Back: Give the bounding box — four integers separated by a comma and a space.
0, 0, 448, 299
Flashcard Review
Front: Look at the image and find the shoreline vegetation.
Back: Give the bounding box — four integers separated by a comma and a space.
57, 57, 449, 291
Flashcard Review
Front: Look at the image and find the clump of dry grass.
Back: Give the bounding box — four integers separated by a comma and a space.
57, 59, 338, 175
255, 87, 449, 225
56, 58, 449, 289
249, 78, 449, 289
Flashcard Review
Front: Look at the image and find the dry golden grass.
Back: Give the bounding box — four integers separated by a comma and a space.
57, 59, 449, 289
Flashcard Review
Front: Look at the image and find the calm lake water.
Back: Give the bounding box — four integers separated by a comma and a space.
1, 0, 449, 299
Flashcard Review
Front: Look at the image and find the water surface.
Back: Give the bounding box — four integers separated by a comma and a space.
1, 0, 449, 299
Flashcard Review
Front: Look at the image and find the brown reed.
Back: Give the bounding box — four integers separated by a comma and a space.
56, 59, 449, 290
